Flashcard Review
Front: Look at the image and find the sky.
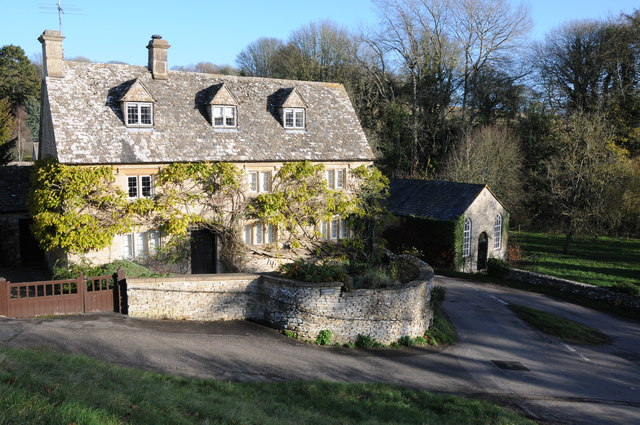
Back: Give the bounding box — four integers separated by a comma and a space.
1, 0, 638, 68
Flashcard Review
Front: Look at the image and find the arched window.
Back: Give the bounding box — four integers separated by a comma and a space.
463, 218, 472, 258
494, 214, 503, 250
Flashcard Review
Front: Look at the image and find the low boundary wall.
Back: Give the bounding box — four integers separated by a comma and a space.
505, 268, 640, 310
127, 256, 434, 344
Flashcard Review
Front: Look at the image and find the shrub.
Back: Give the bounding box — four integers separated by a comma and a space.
430, 285, 445, 306
352, 267, 397, 289
284, 330, 299, 340
355, 334, 384, 349
315, 330, 333, 345
279, 259, 348, 283
487, 258, 510, 277
53, 259, 159, 279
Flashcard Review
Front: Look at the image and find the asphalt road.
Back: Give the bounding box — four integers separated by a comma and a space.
1, 275, 639, 424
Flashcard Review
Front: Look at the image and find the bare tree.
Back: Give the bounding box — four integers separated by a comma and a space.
440, 125, 526, 218
450, 0, 532, 125
235, 37, 284, 77
543, 112, 633, 252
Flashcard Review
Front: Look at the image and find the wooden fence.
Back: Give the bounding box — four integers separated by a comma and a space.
0, 269, 125, 319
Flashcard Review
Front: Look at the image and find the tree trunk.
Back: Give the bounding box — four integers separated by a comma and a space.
563, 230, 574, 255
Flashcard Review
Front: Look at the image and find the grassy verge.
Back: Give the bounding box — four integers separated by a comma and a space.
0, 348, 535, 425
510, 231, 640, 290
508, 304, 610, 345
436, 269, 640, 321
425, 310, 458, 346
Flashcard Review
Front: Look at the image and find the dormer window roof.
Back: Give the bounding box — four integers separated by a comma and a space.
119, 79, 155, 127
278, 88, 307, 130
208, 83, 238, 128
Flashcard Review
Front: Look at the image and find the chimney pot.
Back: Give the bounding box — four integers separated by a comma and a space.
38, 30, 65, 78
147, 35, 170, 80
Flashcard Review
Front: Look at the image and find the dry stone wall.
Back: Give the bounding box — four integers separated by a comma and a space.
127, 257, 434, 344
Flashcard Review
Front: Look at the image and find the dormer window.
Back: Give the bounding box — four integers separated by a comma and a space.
126, 102, 153, 126
275, 88, 308, 130
284, 108, 305, 129
118, 79, 156, 128
212, 105, 236, 127
208, 83, 239, 129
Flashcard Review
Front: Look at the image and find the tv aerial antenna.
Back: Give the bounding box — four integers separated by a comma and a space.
38, 1, 84, 34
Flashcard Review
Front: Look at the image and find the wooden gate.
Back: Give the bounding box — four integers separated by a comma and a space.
0, 270, 125, 319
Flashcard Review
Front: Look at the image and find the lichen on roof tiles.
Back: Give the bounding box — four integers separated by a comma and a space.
43, 62, 374, 164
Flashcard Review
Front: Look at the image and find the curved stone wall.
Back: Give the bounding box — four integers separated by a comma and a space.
127, 256, 434, 344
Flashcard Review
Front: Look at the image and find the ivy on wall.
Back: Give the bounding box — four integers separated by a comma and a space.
28, 158, 141, 254
29, 158, 389, 270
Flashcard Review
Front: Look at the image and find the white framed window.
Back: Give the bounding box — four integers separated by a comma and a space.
123, 230, 160, 259
247, 171, 271, 193
494, 214, 503, 250
212, 105, 236, 127
463, 218, 472, 258
125, 102, 153, 127
284, 107, 305, 129
321, 218, 349, 240
326, 169, 346, 189
243, 222, 277, 245
127, 175, 153, 199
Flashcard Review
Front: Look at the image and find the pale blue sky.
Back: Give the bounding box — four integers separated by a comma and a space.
1, 0, 638, 67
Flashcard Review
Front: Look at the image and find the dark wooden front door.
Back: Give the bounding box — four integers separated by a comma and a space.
477, 232, 488, 270
18, 218, 45, 265
190, 230, 218, 274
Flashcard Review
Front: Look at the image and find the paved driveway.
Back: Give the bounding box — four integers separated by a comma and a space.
1, 275, 639, 424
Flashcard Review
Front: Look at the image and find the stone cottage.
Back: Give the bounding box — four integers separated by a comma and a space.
37, 30, 375, 272
384, 179, 509, 272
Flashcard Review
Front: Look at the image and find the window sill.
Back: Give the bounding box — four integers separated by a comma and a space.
284, 129, 306, 134
212, 128, 239, 133
126, 127, 154, 133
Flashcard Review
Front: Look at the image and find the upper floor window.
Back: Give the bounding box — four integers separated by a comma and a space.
326, 169, 345, 189
128, 175, 153, 199
248, 171, 271, 193
284, 107, 305, 129
125, 102, 153, 127
494, 214, 503, 250
463, 218, 472, 258
212, 105, 236, 127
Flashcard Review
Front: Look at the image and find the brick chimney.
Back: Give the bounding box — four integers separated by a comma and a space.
38, 30, 65, 78
147, 35, 170, 80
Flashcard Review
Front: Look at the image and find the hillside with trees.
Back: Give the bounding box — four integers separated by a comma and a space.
234, 0, 640, 247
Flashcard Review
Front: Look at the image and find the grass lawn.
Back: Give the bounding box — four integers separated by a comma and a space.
510, 231, 640, 290
0, 348, 535, 425
509, 304, 610, 345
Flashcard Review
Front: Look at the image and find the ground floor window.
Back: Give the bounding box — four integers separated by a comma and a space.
463, 218, 472, 258
320, 217, 349, 240
123, 230, 160, 259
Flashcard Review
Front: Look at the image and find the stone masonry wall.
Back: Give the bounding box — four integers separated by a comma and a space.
127, 257, 434, 344
505, 268, 640, 310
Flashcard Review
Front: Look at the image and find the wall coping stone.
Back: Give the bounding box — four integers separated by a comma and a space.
129, 273, 260, 285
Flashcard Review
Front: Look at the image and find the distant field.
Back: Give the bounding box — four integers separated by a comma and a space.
509, 231, 640, 289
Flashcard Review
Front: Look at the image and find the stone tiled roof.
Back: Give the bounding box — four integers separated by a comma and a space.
43, 62, 375, 164
0, 166, 32, 213
387, 179, 487, 221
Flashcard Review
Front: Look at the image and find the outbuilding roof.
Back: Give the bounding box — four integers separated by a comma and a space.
42, 61, 375, 165
387, 179, 488, 221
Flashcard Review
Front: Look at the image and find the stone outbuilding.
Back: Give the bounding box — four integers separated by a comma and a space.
0, 165, 44, 268
384, 179, 509, 272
